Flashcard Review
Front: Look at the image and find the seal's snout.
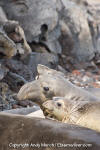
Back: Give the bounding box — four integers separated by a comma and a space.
17, 81, 36, 101
17, 82, 28, 100
42, 101, 49, 108
17, 80, 44, 106
42, 100, 54, 111
17, 86, 26, 100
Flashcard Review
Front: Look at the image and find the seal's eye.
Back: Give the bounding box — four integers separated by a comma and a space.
43, 87, 49, 91
57, 102, 62, 107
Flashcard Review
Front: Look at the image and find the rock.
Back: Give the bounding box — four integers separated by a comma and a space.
1, 0, 58, 43
0, 82, 8, 96
59, 0, 94, 61
3, 20, 32, 55
2, 106, 40, 115
23, 52, 58, 77
12, 104, 22, 109
3, 58, 33, 81
0, 0, 61, 56
2, 71, 27, 92
0, 19, 31, 59
0, 82, 17, 111
82, 75, 94, 83
82, 0, 100, 55
1, 0, 100, 114
30, 42, 48, 53
1, 0, 100, 63
2, 72, 27, 93
2, 51, 58, 90
41, 25, 62, 54
57, 65, 68, 74
0, 29, 17, 58
0, 6, 7, 22
18, 100, 34, 107
0, 63, 8, 80
14, 25, 32, 55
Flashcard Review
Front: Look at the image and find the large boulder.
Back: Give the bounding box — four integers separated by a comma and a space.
0, 0, 100, 63
0, 6, 7, 22
0, 29, 17, 58
84, 0, 100, 54
0, 0, 62, 55
59, 0, 94, 61
1, 0, 58, 42
23, 52, 59, 77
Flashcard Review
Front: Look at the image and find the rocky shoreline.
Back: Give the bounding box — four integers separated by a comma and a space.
0, 0, 100, 111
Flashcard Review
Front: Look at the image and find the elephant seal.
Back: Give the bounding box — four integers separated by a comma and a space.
0, 113, 100, 150
17, 65, 100, 106
42, 96, 100, 132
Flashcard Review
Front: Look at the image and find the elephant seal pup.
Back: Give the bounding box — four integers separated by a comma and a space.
42, 96, 100, 132
0, 113, 100, 150
17, 64, 100, 106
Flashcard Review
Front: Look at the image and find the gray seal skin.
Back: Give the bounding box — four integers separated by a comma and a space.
0, 113, 100, 150
42, 96, 100, 132
17, 64, 100, 106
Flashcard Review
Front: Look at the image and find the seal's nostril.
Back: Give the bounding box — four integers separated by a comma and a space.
43, 87, 49, 91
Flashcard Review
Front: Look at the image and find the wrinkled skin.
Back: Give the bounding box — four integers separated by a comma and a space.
17, 64, 100, 106
42, 97, 100, 132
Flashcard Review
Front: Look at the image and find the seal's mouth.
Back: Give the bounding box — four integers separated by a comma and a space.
42, 100, 56, 120
42, 107, 53, 114
42, 107, 54, 118
42, 107, 60, 121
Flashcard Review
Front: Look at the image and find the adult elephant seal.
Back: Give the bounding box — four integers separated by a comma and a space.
0, 113, 100, 150
42, 96, 100, 132
17, 64, 100, 106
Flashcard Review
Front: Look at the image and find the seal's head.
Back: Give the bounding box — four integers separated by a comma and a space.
42, 96, 100, 133
42, 96, 92, 123
17, 64, 68, 106
42, 97, 68, 121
